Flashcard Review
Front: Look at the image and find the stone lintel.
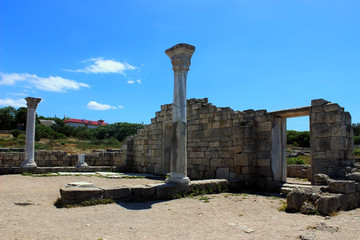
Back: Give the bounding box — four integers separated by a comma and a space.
270, 106, 311, 118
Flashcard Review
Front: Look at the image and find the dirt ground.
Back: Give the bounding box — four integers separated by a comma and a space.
1, 175, 359, 240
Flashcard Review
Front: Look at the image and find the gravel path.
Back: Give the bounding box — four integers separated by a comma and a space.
1, 174, 359, 240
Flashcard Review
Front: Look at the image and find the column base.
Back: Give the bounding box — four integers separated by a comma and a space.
76, 162, 89, 168
165, 176, 191, 185
21, 161, 37, 168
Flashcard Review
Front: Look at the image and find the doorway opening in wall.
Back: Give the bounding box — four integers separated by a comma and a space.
270, 106, 311, 186
286, 116, 311, 183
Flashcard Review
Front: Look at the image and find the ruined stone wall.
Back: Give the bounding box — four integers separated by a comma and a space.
122, 98, 275, 186
0, 149, 123, 167
310, 99, 354, 184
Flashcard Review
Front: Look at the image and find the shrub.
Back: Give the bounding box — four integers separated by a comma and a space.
11, 129, 23, 138
354, 136, 360, 145
354, 148, 360, 156
287, 157, 305, 165
287, 130, 310, 148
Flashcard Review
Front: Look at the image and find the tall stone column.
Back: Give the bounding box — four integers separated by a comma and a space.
165, 43, 195, 185
21, 97, 41, 168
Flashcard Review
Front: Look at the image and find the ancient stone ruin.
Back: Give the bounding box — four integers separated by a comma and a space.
1, 43, 359, 214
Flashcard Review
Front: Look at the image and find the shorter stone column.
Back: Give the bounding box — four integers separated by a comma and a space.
21, 97, 41, 168
76, 154, 89, 168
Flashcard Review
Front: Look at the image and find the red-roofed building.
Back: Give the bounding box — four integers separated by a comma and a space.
63, 119, 107, 129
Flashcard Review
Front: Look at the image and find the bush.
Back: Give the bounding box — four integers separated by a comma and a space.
11, 129, 23, 138
35, 124, 66, 141
287, 130, 310, 148
354, 148, 360, 156
92, 122, 144, 142
287, 157, 305, 165
354, 136, 360, 145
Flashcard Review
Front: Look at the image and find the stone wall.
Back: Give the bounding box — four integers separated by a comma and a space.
122, 98, 275, 187
287, 165, 311, 179
310, 99, 354, 184
0, 149, 123, 168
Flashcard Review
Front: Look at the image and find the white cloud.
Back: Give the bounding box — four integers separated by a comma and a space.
32, 76, 89, 92
67, 57, 136, 74
118, 105, 124, 109
127, 79, 141, 84
0, 98, 26, 108
0, 72, 89, 92
0, 72, 34, 85
87, 101, 117, 110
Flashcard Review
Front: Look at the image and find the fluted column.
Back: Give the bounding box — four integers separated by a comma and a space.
21, 97, 41, 168
165, 43, 195, 185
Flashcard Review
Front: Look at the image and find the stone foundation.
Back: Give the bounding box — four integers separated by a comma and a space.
0, 149, 123, 168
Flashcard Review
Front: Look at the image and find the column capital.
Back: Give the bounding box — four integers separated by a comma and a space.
25, 97, 41, 109
165, 43, 195, 72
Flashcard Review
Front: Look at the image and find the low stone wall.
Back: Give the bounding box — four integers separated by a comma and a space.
287, 165, 311, 179
0, 149, 123, 168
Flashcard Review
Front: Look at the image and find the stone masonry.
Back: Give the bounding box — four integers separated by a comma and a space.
122, 98, 275, 189
310, 99, 354, 184
122, 98, 355, 189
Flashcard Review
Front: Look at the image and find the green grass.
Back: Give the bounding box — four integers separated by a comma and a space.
287, 156, 309, 165
354, 148, 360, 157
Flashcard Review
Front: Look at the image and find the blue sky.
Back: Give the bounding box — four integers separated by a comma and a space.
0, 0, 359, 131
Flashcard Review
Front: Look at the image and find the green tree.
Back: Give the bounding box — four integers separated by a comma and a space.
0, 106, 17, 130
287, 130, 310, 148
15, 107, 27, 129
353, 123, 360, 137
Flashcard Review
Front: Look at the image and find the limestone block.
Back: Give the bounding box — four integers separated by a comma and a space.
131, 185, 156, 200
204, 170, 216, 179
328, 180, 356, 193
339, 193, 360, 210
155, 183, 190, 199
257, 158, 270, 167
190, 179, 228, 191
241, 166, 257, 175
60, 187, 103, 205
311, 99, 329, 106
323, 158, 339, 168
286, 188, 321, 212
311, 106, 323, 113
312, 123, 332, 138
317, 194, 341, 215
330, 137, 345, 150
325, 112, 344, 124
102, 186, 131, 200
216, 167, 229, 178
257, 122, 272, 132
323, 103, 340, 112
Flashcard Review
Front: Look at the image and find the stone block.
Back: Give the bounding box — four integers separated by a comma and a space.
102, 186, 131, 200
325, 112, 344, 124
241, 166, 256, 175
339, 193, 360, 210
257, 122, 272, 132
131, 185, 156, 201
190, 179, 228, 192
323, 103, 340, 112
312, 123, 331, 138
330, 137, 345, 150
155, 183, 190, 199
328, 180, 356, 193
311, 99, 328, 106
257, 158, 270, 167
60, 187, 103, 205
216, 167, 229, 179
317, 194, 341, 215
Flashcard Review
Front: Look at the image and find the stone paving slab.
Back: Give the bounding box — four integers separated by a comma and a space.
59, 179, 229, 204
